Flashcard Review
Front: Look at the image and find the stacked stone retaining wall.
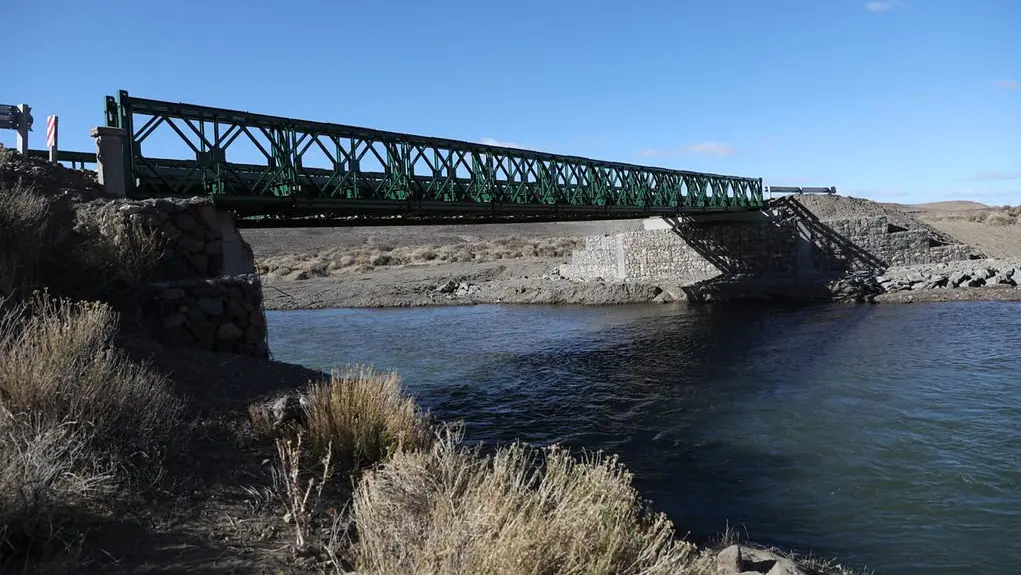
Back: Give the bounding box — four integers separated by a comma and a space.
75, 198, 221, 279
561, 213, 980, 283
150, 275, 268, 357
816, 216, 976, 270
74, 197, 267, 357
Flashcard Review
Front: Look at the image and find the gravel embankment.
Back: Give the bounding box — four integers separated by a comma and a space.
873, 258, 1021, 303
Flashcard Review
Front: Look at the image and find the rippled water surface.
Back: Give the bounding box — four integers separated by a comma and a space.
268, 302, 1021, 574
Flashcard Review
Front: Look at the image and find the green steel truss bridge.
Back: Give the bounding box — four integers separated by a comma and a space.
69, 91, 767, 227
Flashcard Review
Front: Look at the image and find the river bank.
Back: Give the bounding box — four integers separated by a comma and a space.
0, 148, 871, 574
246, 197, 1021, 311
257, 255, 1021, 310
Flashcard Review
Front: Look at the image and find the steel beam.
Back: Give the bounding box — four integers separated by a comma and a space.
106, 90, 765, 223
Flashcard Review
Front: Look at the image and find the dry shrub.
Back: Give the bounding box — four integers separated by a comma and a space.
273, 431, 334, 550
0, 294, 186, 470
256, 236, 584, 279
304, 367, 432, 474
985, 211, 1014, 226
0, 410, 115, 557
0, 179, 167, 309
0, 295, 185, 565
85, 217, 169, 287
349, 427, 707, 575
0, 183, 69, 302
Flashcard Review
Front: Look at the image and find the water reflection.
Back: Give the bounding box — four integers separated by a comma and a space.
268, 302, 1021, 575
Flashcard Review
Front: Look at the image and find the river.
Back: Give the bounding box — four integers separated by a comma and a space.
267, 302, 1021, 575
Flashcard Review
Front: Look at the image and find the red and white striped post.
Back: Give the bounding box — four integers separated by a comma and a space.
46, 115, 58, 163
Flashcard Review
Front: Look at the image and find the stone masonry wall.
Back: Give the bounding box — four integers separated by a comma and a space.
75, 197, 236, 280
619, 222, 798, 282
74, 197, 267, 357
816, 216, 976, 270
561, 220, 798, 283
562, 235, 621, 280
561, 214, 979, 283
150, 275, 268, 357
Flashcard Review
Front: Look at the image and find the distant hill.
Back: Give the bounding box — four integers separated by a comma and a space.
886, 200, 991, 213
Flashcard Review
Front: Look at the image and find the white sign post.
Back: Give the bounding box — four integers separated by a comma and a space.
46, 115, 58, 163
0, 104, 33, 155
15, 104, 32, 155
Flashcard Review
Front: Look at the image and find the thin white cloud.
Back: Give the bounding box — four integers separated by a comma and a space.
964, 170, 1021, 182
639, 142, 736, 159
480, 137, 526, 149
865, 0, 905, 12
686, 142, 736, 157
993, 80, 1021, 91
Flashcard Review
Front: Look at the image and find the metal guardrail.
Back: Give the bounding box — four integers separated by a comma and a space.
26, 149, 97, 170
104, 90, 766, 221
766, 186, 836, 198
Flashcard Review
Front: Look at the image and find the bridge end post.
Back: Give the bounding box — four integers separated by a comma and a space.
90, 126, 128, 198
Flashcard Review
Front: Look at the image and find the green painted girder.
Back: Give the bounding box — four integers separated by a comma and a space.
105, 90, 764, 220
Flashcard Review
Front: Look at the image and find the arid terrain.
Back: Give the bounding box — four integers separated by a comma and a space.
899, 202, 1021, 259
242, 197, 1021, 310
4, 151, 869, 575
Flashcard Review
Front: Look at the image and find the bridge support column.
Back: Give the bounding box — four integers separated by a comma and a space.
218, 212, 256, 275
90, 126, 128, 198
795, 220, 818, 277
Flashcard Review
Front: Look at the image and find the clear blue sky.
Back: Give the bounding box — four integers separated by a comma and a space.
7, 0, 1019, 205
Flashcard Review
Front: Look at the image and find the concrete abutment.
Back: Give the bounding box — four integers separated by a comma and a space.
559, 201, 983, 296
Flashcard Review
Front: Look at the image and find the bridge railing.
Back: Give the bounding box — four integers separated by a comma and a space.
26, 149, 97, 171
104, 90, 764, 218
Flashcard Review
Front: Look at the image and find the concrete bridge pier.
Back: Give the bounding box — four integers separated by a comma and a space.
90, 126, 127, 198
795, 220, 819, 278
218, 212, 256, 275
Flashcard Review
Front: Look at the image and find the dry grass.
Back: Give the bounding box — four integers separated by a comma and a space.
348, 426, 713, 575
77, 216, 170, 288
925, 205, 1020, 226
255, 236, 583, 279
0, 183, 69, 302
0, 410, 116, 557
304, 366, 433, 474
273, 432, 334, 550
0, 294, 187, 565
0, 179, 168, 309
0, 294, 186, 467
272, 367, 866, 575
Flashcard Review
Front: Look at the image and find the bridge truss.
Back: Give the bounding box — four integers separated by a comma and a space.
102, 90, 764, 226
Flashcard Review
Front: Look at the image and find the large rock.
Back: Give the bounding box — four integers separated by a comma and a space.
197, 297, 224, 316
971, 268, 993, 281
248, 394, 308, 437
715, 544, 807, 575
174, 212, 197, 231
948, 271, 969, 287
216, 322, 244, 341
